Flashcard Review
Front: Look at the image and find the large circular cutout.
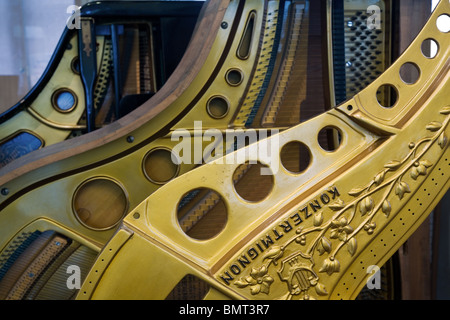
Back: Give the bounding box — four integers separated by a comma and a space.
376, 84, 398, 108
233, 162, 274, 202
177, 188, 227, 240
142, 148, 180, 184
280, 141, 311, 174
73, 177, 128, 230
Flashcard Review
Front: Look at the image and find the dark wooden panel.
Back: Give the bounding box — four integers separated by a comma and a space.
396, 0, 433, 301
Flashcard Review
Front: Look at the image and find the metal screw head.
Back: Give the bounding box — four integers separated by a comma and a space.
126, 136, 135, 143
1, 188, 9, 196
221, 21, 228, 29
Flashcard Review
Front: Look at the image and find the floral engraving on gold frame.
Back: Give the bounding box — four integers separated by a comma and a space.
232, 107, 449, 300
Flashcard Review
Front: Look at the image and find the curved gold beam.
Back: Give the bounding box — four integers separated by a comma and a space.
77, 0, 449, 300
26, 108, 87, 131
0, 0, 289, 290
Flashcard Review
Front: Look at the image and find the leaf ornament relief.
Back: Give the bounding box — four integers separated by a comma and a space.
232, 108, 449, 300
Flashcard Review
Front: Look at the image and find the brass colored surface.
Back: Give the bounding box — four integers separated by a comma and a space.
0, 0, 290, 254
0, 1, 292, 299
0, 0, 447, 300
77, 0, 449, 300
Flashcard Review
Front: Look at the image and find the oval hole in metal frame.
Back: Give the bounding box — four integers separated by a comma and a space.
237, 11, 256, 60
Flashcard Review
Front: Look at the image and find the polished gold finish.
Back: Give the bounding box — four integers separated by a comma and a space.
0, 0, 274, 251
206, 96, 230, 119
0, 1, 279, 294
77, 0, 449, 300
27, 107, 86, 130
0, 19, 158, 166
0, 0, 447, 300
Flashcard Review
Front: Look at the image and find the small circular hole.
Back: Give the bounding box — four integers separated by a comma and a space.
206, 96, 229, 119
399, 62, 420, 84
52, 89, 78, 113
177, 188, 227, 240
376, 84, 398, 108
225, 69, 243, 86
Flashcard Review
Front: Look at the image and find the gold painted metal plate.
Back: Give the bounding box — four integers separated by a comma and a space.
0, 0, 281, 286
77, 0, 449, 300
